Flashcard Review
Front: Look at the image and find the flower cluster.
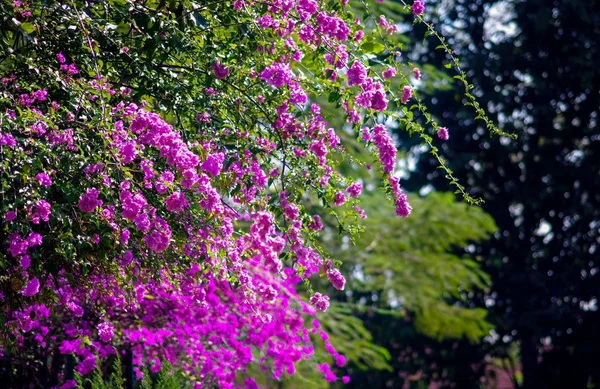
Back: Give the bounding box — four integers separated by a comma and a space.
0, 0, 447, 387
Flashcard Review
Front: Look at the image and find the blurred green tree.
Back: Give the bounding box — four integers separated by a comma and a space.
398, 0, 600, 388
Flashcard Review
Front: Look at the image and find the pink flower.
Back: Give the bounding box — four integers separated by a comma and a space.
413, 0, 425, 15
372, 124, 397, 173
343, 376, 351, 384
346, 60, 368, 86
346, 182, 363, 198
437, 127, 449, 140
31, 199, 51, 224
5, 210, 17, 222
327, 268, 346, 290
22, 277, 40, 297
97, 322, 114, 342
334, 191, 346, 206
56, 52, 66, 64
144, 229, 170, 252
201, 152, 225, 177
401, 85, 413, 104
211, 61, 230, 79
36, 172, 52, 186
382, 67, 397, 79
260, 62, 293, 87
78, 188, 103, 213
164, 192, 189, 212
413, 67, 421, 80
310, 292, 330, 312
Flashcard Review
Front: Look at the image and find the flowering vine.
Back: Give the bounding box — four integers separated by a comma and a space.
0, 0, 500, 387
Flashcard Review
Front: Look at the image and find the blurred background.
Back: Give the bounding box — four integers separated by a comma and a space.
275, 0, 600, 388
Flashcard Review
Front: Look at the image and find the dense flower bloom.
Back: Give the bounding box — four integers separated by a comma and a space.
372, 124, 397, 173
334, 191, 346, 206
201, 152, 225, 177
78, 188, 103, 213
164, 192, 188, 212
97, 322, 114, 342
5, 210, 17, 222
437, 127, 450, 140
260, 62, 293, 87
346, 60, 368, 86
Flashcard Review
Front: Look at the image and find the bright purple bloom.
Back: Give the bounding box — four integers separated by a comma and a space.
346, 60, 368, 86
260, 62, 293, 87
382, 67, 397, 79
97, 322, 114, 342
310, 292, 330, 312
78, 188, 103, 213
413, 67, 421, 80
5, 210, 17, 222
211, 61, 230, 79
164, 192, 189, 212
327, 268, 346, 290
437, 127, 449, 140
346, 182, 363, 198
412, 0, 425, 15
22, 277, 40, 297
36, 172, 52, 186
201, 152, 225, 177
27, 232, 43, 246
31, 199, 51, 224
372, 124, 397, 173
334, 191, 346, 206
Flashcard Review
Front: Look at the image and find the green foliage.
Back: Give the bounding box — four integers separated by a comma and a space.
75, 358, 187, 389
337, 191, 496, 342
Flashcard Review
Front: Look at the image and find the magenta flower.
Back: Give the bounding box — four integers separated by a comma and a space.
346, 60, 368, 86
413, 0, 425, 15
22, 277, 40, 297
36, 172, 52, 186
401, 85, 413, 104
164, 192, 189, 212
327, 268, 346, 290
4, 210, 17, 222
31, 199, 51, 224
211, 61, 230, 79
260, 62, 293, 87
201, 152, 225, 177
310, 292, 330, 312
97, 322, 114, 342
413, 67, 422, 80
78, 188, 103, 213
437, 127, 450, 140
346, 182, 363, 198
334, 191, 346, 206
382, 67, 397, 79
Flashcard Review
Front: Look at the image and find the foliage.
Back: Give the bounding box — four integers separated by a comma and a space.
73, 357, 188, 389
0, 0, 502, 387
324, 190, 496, 388
399, 0, 600, 387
